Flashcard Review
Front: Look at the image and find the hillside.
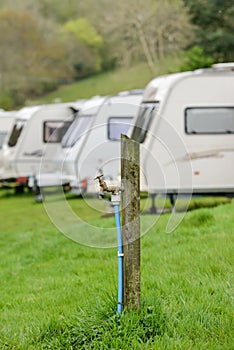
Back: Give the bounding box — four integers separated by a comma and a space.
33, 57, 183, 105
0, 1, 232, 109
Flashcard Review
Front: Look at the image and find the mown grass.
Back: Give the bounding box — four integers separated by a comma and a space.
33, 57, 183, 105
0, 189, 233, 349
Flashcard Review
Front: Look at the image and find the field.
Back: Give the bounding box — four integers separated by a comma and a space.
0, 189, 233, 349
34, 57, 183, 105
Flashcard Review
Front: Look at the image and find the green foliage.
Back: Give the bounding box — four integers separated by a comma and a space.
61, 18, 104, 78
63, 18, 103, 49
180, 45, 214, 71
0, 92, 14, 110
0, 9, 70, 107
39, 0, 78, 23
183, 0, 234, 62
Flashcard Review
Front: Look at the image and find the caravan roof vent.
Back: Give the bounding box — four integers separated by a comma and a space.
129, 89, 144, 95
118, 89, 144, 96
118, 90, 130, 96
212, 62, 234, 71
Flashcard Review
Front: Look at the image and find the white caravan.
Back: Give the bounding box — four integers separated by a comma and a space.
0, 103, 82, 187
57, 91, 142, 194
130, 63, 234, 198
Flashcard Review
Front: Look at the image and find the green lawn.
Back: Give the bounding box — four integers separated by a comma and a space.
0, 190, 233, 349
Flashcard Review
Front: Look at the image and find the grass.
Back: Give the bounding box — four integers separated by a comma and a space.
32, 56, 183, 105
0, 189, 233, 349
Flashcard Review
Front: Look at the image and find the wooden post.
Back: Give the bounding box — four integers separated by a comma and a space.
121, 134, 140, 310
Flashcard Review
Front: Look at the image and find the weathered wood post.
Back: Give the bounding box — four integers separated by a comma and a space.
121, 134, 140, 309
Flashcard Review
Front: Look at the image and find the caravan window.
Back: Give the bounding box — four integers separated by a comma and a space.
131, 102, 159, 143
8, 119, 26, 147
43, 121, 72, 143
0, 132, 7, 148
62, 115, 93, 148
185, 107, 234, 134
108, 117, 133, 141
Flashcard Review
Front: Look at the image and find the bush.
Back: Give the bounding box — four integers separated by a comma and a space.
180, 45, 214, 71
0, 92, 14, 110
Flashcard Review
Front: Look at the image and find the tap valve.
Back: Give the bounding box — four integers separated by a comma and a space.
94, 174, 123, 203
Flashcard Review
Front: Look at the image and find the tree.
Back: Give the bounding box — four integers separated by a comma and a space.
0, 9, 70, 107
61, 18, 104, 78
183, 0, 234, 62
97, 0, 194, 73
0, 0, 78, 23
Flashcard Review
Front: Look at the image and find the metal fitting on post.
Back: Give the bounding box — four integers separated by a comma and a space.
94, 174, 124, 201
111, 193, 121, 205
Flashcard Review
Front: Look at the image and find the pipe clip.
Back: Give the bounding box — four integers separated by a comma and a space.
118, 251, 124, 257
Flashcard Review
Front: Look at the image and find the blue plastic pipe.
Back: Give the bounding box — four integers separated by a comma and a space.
114, 203, 123, 315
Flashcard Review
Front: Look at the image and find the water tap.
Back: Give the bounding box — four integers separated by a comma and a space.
94, 174, 123, 201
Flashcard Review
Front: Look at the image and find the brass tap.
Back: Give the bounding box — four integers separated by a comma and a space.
94, 174, 121, 195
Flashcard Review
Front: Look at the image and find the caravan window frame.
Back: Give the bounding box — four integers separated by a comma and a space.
43, 120, 72, 143
62, 114, 93, 148
107, 116, 133, 141
185, 107, 234, 135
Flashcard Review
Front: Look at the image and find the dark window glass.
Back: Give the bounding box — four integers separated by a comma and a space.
185, 107, 234, 134
131, 102, 159, 143
108, 117, 133, 141
8, 119, 26, 147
